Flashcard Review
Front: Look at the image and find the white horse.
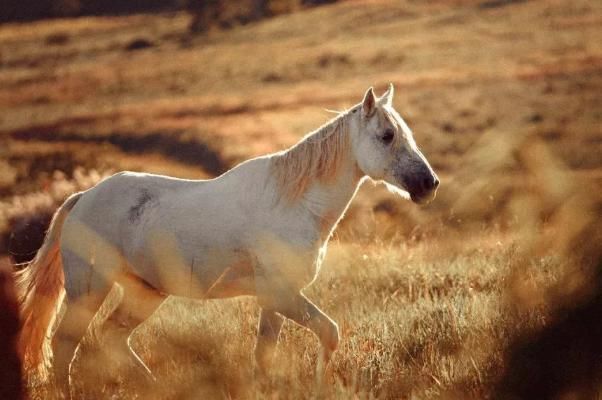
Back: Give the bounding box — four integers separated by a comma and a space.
17, 85, 438, 394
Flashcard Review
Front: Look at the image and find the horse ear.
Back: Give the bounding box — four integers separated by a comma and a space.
362, 87, 376, 118
380, 83, 394, 106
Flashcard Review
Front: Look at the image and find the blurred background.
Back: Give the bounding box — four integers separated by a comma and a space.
0, 0, 600, 399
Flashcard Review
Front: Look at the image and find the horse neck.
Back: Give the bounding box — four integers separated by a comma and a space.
306, 162, 362, 218
269, 110, 364, 237
300, 132, 364, 238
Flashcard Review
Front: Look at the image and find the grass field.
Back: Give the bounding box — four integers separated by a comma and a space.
1, 0, 601, 398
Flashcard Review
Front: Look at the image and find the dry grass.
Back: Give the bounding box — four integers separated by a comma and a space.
1, 0, 601, 398
30, 237, 559, 399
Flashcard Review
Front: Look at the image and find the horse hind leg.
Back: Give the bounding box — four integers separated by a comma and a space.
52, 247, 119, 397
108, 272, 167, 382
54, 275, 164, 397
52, 287, 113, 397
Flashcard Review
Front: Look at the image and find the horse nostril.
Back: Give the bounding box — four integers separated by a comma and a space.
421, 176, 438, 191
422, 177, 432, 191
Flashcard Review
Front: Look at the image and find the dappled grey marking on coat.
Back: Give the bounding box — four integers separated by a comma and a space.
15, 85, 439, 395
128, 189, 154, 223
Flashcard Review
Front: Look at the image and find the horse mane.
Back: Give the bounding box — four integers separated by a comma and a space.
270, 110, 352, 201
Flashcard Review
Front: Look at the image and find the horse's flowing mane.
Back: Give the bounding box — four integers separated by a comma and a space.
270, 111, 352, 201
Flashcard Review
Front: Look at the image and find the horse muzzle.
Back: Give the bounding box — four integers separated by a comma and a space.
406, 174, 439, 205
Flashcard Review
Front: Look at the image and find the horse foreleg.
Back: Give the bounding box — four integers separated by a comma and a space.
254, 308, 284, 374
262, 292, 339, 366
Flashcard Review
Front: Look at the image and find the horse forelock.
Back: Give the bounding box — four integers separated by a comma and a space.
270, 111, 352, 201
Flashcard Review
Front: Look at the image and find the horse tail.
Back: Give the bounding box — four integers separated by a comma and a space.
16, 192, 83, 377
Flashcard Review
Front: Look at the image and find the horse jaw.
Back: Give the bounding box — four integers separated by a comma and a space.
382, 181, 411, 200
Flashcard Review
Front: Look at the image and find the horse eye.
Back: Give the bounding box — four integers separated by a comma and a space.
381, 129, 395, 144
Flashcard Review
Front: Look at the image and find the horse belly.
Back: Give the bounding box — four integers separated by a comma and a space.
203, 257, 256, 298
126, 223, 255, 299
